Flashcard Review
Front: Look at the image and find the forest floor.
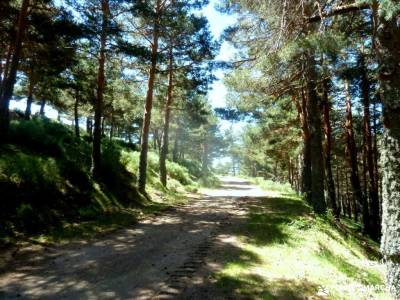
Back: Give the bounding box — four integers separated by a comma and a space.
0, 177, 391, 299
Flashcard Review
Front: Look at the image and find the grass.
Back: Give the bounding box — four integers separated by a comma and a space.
250, 176, 293, 193
213, 189, 391, 299
0, 118, 201, 248
29, 202, 181, 245
3, 184, 190, 247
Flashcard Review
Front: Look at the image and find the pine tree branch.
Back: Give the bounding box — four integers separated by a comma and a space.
308, 2, 371, 23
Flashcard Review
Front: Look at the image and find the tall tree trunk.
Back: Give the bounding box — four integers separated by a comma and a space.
362, 148, 368, 200
376, 5, 400, 297
138, 1, 161, 193
92, 0, 109, 179
293, 92, 311, 202
101, 116, 106, 137
109, 108, 114, 140
0, 49, 4, 82
159, 46, 174, 187
153, 129, 158, 151
322, 78, 339, 218
172, 131, 179, 163
74, 89, 80, 138
86, 117, 93, 139
360, 54, 380, 240
128, 130, 132, 144
201, 141, 209, 176
24, 66, 35, 120
345, 169, 350, 218
1, 45, 13, 89
0, 0, 30, 138
344, 79, 368, 229
288, 159, 292, 186
372, 97, 380, 198
306, 55, 326, 214
336, 164, 342, 216
39, 99, 46, 116
295, 157, 300, 193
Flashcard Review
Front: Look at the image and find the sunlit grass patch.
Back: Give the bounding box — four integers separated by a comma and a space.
213, 190, 391, 299
251, 177, 294, 194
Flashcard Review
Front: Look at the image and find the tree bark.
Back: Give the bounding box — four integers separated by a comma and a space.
159, 46, 174, 187
101, 116, 106, 137
360, 54, 380, 240
138, 0, 161, 194
24, 66, 35, 120
288, 158, 293, 186
86, 117, 92, 138
345, 169, 350, 218
308, 2, 370, 23
74, 89, 80, 138
153, 129, 158, 151
322, 78, 339, 218
306, 55, 326, 214
336, 164, 342, 215
344, 79, 368, 229
0, 0, 30, 138
1, 45, 13, 86
372, 96, 379, 199
109, 108, 114, 140
293, 91, 312, 202
39, 99, 46, 116
376, 6, 400, 298
172, 130, 179, 163
92, 0, 109, 179
201, 141, 209, 176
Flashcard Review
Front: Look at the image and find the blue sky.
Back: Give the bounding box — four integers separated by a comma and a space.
201, 0, 247, 141
201, 0, 237, 109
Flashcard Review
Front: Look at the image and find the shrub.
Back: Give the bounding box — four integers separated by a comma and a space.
0, 118, 199, 240
177, 158, 202, 179
101, 141, 146, 205
9, 118, 76, 156
166, 161, 194, 185
198, 172, 220, 187
121, 150, 194, 186
253, 177, 293, 193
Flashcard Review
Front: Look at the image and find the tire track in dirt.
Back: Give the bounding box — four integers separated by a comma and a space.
0, 177, 263, 300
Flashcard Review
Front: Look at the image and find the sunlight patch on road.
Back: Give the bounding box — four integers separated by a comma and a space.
201, 177, 268, 198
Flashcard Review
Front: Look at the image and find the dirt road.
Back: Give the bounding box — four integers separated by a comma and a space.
0, 177, 265, 299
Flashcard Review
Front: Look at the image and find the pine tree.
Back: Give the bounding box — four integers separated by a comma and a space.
159, 12, 216, 187
375, 1, 400, 297
0, 0, 30, 139
135, 0, 210, 193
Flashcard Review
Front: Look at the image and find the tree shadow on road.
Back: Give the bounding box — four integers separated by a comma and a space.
179, 192, 321, 300
3, 182, 380, 300
215, 274, 324, 300
0, 187, 264, 299
238, 196, 310, 246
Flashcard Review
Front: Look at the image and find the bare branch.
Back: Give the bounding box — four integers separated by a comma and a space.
308, 2, 371, 23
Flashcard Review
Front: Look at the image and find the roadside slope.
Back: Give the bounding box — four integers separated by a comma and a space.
180, 180, 391, 300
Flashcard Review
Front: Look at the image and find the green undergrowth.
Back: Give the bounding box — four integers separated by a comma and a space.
0, 118, 203, 247
213, 188, 391, 299
251, 176, 293, 193
28, 203, 177, 245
